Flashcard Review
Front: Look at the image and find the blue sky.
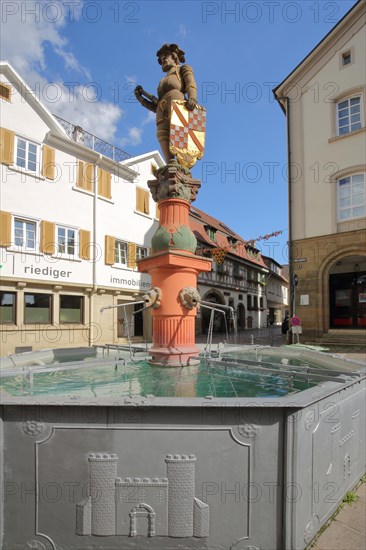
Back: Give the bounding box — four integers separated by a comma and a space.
1, 0, 358, 262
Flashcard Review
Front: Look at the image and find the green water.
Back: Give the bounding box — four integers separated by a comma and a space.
1, 352, 322, 399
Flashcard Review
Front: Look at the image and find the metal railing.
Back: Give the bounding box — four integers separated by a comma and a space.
54, 115, 132, 162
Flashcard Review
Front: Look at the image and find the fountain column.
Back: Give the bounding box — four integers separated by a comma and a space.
138, 164, 211, 366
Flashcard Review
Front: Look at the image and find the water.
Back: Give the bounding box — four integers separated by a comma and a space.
1, 348, 345, 399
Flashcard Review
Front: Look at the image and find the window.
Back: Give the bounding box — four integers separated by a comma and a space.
337, 97, 362, 135
56, 226, 76, 256
136, 187, 150, 215
24, 293, 52, 324
206, 227, 216, 241
14, 218, 36, 250
259, 297, 264, 309
60, 295, 83, 324
15, 136, 39, 172
115, 240, 128, 265
0, 83, 12, 101
137, 246, 148, 260
0, 292, 16, 323
338, 174, 365, 221
342, 51, 351, 66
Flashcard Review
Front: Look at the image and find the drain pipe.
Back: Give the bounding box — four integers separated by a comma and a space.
89, 154, 102, 347
285, 96, 294, 344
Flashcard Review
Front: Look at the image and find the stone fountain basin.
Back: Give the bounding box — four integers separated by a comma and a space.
0, 345, 365, 550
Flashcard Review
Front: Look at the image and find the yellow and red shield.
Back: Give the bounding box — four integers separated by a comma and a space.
170, 100, 206, 169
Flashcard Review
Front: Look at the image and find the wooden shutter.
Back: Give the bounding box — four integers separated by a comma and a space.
0, 211, 11, 247
136, 187, 143, 212
76, 161, 94, 191
79, 229, 91, 260
105, 235, 116, 265
0, 83, 12, 102
155, 203, 160, 220
128, 242, 137, 269
40, 221, 55, 255
98, 168, 111, 199
0, 128, 14, 165
143, 190, 150, 214
41, 145, 56, 180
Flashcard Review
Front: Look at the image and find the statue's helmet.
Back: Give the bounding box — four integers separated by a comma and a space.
156, 43, 185, 65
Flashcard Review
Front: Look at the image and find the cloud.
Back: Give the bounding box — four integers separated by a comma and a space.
142, 111, 156, 125
178, 24, 187, 39
0, 0, 121, 143
120, 127, 143, 147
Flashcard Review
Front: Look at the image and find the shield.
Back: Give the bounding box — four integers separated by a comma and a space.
169, 100, 206, 169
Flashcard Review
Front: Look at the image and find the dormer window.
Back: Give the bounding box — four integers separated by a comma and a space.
205, 226, 216, 242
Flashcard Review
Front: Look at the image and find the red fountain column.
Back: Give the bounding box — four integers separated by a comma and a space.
138, 166, 211, 366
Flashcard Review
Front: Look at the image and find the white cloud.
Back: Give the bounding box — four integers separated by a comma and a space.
0, 0, 122, 143
142, 111, 156, 125
120, 127, 143, 147
178, 24, 187, 39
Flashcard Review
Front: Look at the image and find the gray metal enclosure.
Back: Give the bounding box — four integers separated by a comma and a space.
1, 373, 365, 550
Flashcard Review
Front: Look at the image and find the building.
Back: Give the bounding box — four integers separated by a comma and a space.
0, 61, 164, 356
262, 256, 289, 325
274, 0, 366, 343
190, 206, 272, 333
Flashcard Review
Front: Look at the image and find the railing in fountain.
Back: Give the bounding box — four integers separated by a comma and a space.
54, 115, 132, 162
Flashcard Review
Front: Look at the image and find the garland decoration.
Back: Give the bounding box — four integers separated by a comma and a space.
202, 230, 283, 264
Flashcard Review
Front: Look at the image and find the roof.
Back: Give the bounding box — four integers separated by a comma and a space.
273, 0, 364, 106
190, 206, 268, 270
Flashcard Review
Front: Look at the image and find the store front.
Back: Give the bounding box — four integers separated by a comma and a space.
329, 262, 366, 328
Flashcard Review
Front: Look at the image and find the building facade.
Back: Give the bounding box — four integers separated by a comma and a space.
0, 61, 164, 355
274, 0, 366, 342
190, 207, 272, 333
262, 256, 289, 325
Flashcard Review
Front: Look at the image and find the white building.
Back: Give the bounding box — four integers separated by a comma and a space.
0, 61, 163, 355
274, 0, 366, 342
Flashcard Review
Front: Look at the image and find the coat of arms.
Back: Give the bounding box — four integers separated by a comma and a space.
169, 100, 206, 169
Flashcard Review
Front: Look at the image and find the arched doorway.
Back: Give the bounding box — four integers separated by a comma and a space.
329, 255, 366, 329
201, 290, 226, 334
129, 503, 155, 537
237, 303, 246, 330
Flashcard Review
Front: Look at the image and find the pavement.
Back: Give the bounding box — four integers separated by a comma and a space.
308, 480, 366, 550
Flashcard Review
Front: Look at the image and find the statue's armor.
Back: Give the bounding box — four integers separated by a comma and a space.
156, 65, 197, 158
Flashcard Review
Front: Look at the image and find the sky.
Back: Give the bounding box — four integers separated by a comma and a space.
1, 0, 358, 263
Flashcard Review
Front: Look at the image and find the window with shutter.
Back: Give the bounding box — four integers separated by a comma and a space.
0, 128, 15, 165
41, 145, 56, 180
136, 187, 150, 215
0, 83, 12, 102
98, 168, 112, 199
40, 221, 55, 255
76, 161, 94, 191
0, 211, 11, 247
128, 242, 137, 268
105, 235, 116, 265
79, 230, 91, 260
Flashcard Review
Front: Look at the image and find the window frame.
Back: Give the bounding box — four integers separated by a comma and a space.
337, 173, 365, 222
56, 225, 78, 258
13, 216, 37, 252
24, 292, 52, 324
115, 240, 128, 266
59, 295, 84, 324
0, 291, 16, 324
136, 246, 148, 261
15, 135, 40, 174
336, 95, 362, 136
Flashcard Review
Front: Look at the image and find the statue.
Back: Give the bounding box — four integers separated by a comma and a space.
134, 44, 205, 169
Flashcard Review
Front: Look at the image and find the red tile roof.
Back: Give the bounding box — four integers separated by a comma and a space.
190, 206, 268, 269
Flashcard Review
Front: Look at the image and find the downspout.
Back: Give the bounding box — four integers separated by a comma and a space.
89, 154, 102, 346
285, 96, 293, 344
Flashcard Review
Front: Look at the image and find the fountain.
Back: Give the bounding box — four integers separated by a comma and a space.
0, 45, 365, 550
